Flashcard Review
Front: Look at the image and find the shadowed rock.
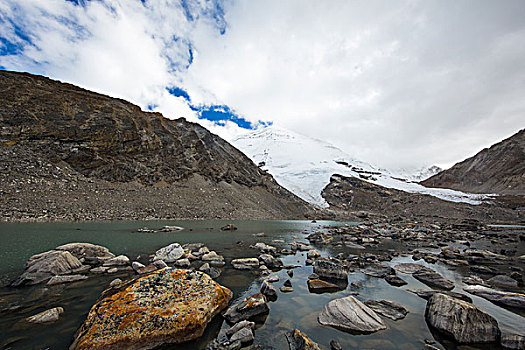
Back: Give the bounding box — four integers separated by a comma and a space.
464, 285, 525, 309
413, 269, 454, 290
364, 300, 408, 320
313, 259, 348, 280
223, 292, 269, 324
425, 293, 500, 343
307, 279, 340, 293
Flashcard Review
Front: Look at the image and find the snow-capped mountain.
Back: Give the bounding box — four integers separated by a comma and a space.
230, 126, 492, 207
386, 165, 442, 182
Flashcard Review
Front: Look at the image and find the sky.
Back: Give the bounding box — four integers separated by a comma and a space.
1, 0, 524, 170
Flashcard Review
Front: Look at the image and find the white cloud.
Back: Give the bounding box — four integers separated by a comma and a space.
1, 0, 524, 169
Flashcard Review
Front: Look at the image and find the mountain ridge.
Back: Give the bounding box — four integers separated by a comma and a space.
0, 70, 312, 221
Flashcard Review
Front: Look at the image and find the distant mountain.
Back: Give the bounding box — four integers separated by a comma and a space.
230, 126, 488, 207
0, 70, 310, 221
387, 165, 442, 182
421, 129, 525, 195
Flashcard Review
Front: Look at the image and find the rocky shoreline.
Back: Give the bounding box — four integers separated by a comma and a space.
2, 218, 524, 349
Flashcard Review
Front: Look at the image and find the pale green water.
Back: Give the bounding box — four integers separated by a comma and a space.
0, 220, 522, 350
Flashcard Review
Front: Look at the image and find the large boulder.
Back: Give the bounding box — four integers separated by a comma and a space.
152, 243, 184, 263
413, 268, 454, 290
70, 268, 232, 350
313, 259, 347, 280
285, 329, 322, 350
425, 293, 500, 343
223, 292, 269, 324
12, 250, 83, 286
56, 243, 115, 264
464, 285, 525, 309
258, 254, 283, 269
318, 296, 386, 334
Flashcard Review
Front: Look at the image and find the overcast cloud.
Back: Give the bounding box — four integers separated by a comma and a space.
1, 0, 524, 169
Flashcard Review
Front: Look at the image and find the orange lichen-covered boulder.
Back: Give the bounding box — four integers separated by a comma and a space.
70, 268, 233, 350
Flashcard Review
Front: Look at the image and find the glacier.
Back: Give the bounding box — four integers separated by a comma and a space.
230, 126, 493, 207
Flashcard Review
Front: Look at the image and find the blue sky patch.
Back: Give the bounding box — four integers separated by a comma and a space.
166, 86, 190, 101
194, 105, 271, 130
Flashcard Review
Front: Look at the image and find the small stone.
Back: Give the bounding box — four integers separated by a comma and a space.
47, 274, 88, 285
385, 274, 407, 287
229, 327, 253, 344
285, 329, 321, 350
260, 280, 278, 301
103, 255, 130, 267
25, 307, 64, 323
330, 339, 342, 350
153, 260, 167, 269
131, 261, 145, 271
500, 331, 525, 350
109, 278, 122, 287
307, 279, 339, 293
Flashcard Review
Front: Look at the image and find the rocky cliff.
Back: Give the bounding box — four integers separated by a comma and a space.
421, 129, 525, 195
0, 70, 311, 221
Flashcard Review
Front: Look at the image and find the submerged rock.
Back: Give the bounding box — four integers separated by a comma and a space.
364, 300, 408, 320
25, 307, 64, 324
409, 289, 472, 303
362, 263, 394, 278
425, 293, 500, 343
318, 296, 386, 334
152, 243, 184, 263
70, 268, 232, 350
285, 329, 322, 350
221, 224, 237, 231
464, 285, 525, 309
12, 250, 83, 286
413, 268, 454, 290
394, 263, 430, 274
223, 292, 269, 324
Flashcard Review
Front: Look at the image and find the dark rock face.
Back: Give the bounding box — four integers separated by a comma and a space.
321, 174, 521, 222
425, 293, 500, 344
421, 129, 525, 195
0, 70, 311, 221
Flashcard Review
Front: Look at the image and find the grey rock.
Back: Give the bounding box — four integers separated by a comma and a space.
103, 255, 130, 266
413, 268, 454, 290
25, 307, 64, 323
12, 250, 83, 286
152, 260, 167, 269
132, 261, 145, 271
223, 292, 269, 323
47, 274, 88, 285
231, 258, 259, 270
285, 329, 322, 350
260, 280, 278, 301
409, 289, 472, 303
55, 243, 114, 263
487, 275, 519, 289
229, 327, 253, 344
109, 278, 122, 287
318, 295, 386, 333
501, 332, 525, 349
464, 285, 525, 309
362, 263, 395, 278
199, 263, 221, 279
202, 251, 224, 262
174, 258, 191, 268
330, 339, 342, 350
385, 274, 407, 287
307, 279, 340, 293
313, 259, 347, 280
364, 300, 408, 320
425, 293, 500, 343
225, 320, 255, 337
152, 243, 184, 263
90, 266, 109, 273
258, 254, 283, 269
394, 263, 430, 274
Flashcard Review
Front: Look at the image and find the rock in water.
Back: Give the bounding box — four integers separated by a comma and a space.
285, 329, 322, 350
413, 268, 454, 290
362, 263, 394, 278
385, 274, 407, 287
12, 250, 83, 286
307, 279, 340, 293
313, 259, 347, 280
501, 332, 525, 350
152, 243, 184, 263
364, 300, 408, 320
70, 268, 232, 350
425, 293, 500, 343
47, 274, 88, 285
464, 285, 525, 309
260, 280, 278, 301
318, 296, 386, 334
25, 307, 64, 323
223, 293, 269, 324
56, 243, 115, 264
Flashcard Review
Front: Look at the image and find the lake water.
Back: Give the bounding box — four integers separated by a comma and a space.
0, 220, 522, 350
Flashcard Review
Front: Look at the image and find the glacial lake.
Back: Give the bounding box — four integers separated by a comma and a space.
0, 220, 523, 350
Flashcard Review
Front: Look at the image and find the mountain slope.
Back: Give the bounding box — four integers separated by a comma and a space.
0, 70, 311, 221
421, 129, 525, 195
230, 126, 489, 207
